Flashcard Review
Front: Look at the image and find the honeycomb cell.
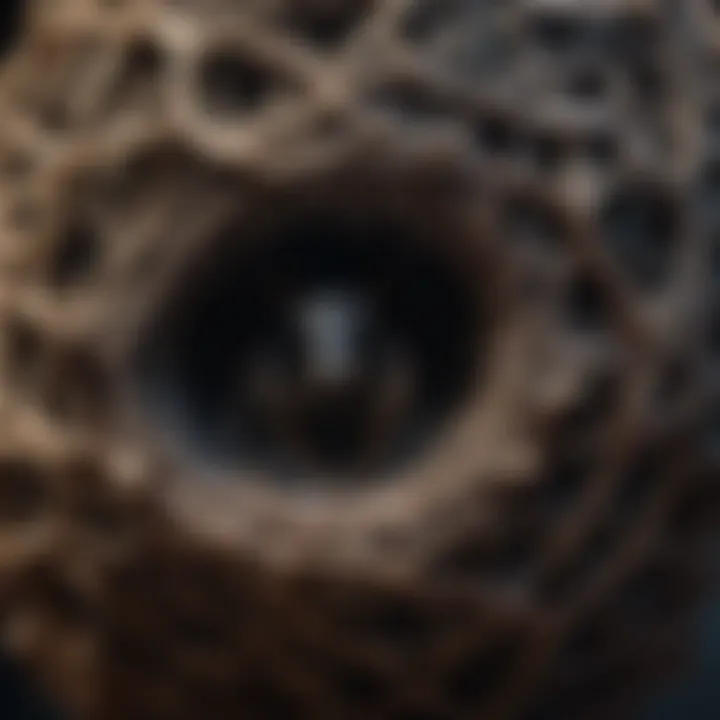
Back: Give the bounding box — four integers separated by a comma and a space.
600, 185, 680, 289
198, 50, 284, 118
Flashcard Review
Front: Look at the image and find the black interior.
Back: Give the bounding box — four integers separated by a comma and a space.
134, 211, 482, 480
0, 1, 24, 61
0, 653, 63, 720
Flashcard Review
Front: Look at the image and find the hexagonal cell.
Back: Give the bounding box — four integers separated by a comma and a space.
282, 0, 377, 47
197, 49, 288, 119
600, 184, 680, 289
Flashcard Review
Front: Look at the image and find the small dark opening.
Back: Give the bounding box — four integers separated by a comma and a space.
123, 39, 161, 81
286, 0, 375, 47
5, 315, 42, 374
199, 52, 277, 117
104, 39, 163, 113
134, 211, 483, 480
0, 459, 50, 525
600, 185, 679, 289
50, 226, 100, 289
401, 0, 464, 42
537, 451, 591, 517
532, 14, 585, 54
565, 274, 611, 331
567, 69, 606, 101
630, 62, 666, 103
474, 115, 517, 156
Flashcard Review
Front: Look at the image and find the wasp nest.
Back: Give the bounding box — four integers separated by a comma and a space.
0, 1, 718, 719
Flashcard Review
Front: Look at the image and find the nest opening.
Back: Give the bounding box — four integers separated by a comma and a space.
198, 50, 283, 118
133, 204, 485, 481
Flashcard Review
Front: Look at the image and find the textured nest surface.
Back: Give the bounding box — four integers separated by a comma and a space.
0, 1, 718, 719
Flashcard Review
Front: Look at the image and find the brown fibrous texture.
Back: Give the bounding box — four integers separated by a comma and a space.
0, 1, 718, 719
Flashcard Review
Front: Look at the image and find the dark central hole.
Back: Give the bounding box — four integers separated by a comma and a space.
135, 213, 482, 480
